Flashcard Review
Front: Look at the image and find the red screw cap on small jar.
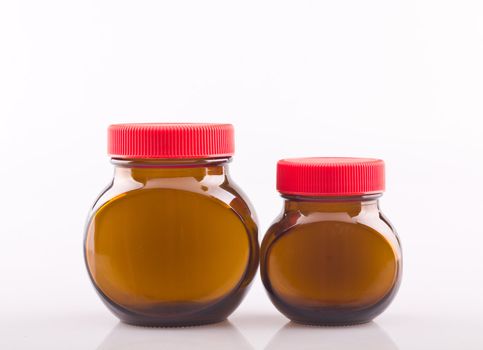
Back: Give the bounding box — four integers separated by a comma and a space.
277, 157, 385, 196
108, 123, 234, 159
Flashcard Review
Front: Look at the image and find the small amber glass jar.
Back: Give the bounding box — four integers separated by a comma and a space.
261, 158, 402, 325
84, 123, 259, 327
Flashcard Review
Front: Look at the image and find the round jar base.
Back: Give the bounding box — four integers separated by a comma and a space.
120, 318, 227, 328
97, 286, 250, 328
266, 283, 400, 328
289, 319, 372, 327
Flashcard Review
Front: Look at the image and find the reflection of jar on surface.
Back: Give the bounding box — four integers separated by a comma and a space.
266, 321, 398, 350
98, 321, 253, 350
261, 158, 402, 325
84, 123, 259, 327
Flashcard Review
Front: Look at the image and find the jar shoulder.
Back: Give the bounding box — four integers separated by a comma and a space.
262, 207, 400, 253
88, 175, 257, 227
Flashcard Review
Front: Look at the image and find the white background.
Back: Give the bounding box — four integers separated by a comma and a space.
1, 0, 483, 349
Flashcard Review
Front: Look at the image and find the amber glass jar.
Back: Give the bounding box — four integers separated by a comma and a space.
261, 158, 402, 325
84, 123, 259, 327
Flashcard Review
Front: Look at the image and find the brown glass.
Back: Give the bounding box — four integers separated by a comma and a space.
261, 194, 402, 326
84, 158, 259, 327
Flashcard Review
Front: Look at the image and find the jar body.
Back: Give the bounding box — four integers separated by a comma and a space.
260, 195, 401, 325
84, 159, 259, 326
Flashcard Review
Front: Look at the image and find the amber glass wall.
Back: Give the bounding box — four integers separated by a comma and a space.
261, 195, 401, 325
85, 159, 259, 326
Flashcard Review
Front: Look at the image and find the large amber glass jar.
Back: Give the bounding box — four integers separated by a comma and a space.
261, 158, 402, 325
84, 123, 259, 327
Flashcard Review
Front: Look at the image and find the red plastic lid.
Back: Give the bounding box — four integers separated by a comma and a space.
277, 157, 385, 196
108, 123, 234, 159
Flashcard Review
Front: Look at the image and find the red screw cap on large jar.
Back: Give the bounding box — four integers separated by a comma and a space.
277, 157, 385, 196
108, 123, 235, 159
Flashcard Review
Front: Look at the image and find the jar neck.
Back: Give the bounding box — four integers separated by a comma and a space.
111, 157, 231, 181
282, 193, 382, 214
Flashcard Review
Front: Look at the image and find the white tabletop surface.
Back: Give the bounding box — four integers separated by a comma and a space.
2, 268, 482, 350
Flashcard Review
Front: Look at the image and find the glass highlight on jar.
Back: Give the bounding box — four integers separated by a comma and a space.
84, 123, 259, 327
261, 157, 402, 325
